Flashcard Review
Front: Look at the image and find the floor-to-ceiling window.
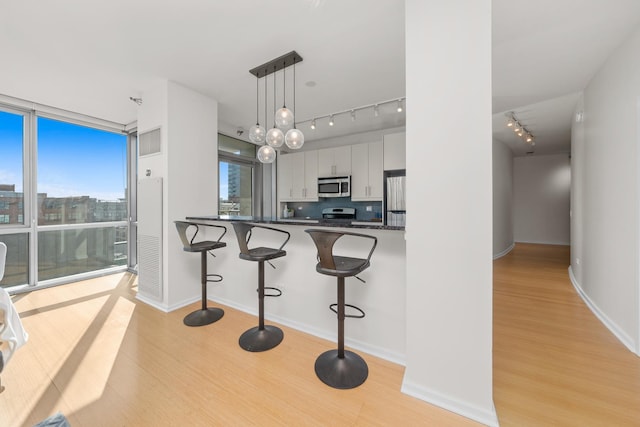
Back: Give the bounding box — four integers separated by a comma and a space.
0, 103, 132, 289
218, 134, 260, 216
36, 116, 128, 281
0, 108, 30, 287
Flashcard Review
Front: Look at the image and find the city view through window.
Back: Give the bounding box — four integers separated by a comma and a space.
0, 111, 129, 287
218, 134, 256, 217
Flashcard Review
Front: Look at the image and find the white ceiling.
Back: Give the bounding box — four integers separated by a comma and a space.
1, 1, 639, 155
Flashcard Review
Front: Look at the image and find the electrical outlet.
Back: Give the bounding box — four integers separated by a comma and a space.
366, 206, 372, 212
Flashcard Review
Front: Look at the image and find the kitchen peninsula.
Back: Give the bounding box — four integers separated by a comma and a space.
184, 214, 407, 364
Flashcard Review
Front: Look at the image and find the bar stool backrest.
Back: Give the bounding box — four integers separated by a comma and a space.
305, 229, 378, 276
232, 222, 253, 256
306, 230, 342, 271
175, 221, 196, 250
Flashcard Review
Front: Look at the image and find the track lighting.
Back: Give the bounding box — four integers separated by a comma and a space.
294, 97, 405, 132
505, 112, 535, 145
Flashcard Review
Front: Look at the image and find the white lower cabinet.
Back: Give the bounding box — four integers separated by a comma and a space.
351, 141, 383, 201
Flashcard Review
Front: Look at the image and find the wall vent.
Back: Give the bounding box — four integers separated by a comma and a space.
137, 177, 163, 300
139, 128, 161, 156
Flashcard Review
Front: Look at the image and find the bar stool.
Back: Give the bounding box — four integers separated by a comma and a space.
232, 222, 290, 352
305, 229, 377, 389
174, 221, 227, 327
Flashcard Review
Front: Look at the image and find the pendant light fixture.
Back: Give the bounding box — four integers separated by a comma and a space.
248, 77, 265, 143
265, 65, 285, 148
257, 67, 276, 163
285, 56, 304, 149
275, 61, 294, 131
249, 51, 304, 163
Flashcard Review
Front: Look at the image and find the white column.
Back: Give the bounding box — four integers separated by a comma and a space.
138, 80, 219, 310
403, 1, 497, 425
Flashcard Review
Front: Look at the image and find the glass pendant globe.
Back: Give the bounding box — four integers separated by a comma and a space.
265, 127, 285, 148
257, 145, 276, 163
285, 128, 305, 149
275, 107, 294, 130
249, 124, 266, 143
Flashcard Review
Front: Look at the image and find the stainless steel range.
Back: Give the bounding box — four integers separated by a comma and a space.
321, 207, 356, 222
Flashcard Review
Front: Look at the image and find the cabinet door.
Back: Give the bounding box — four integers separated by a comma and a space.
333, 145, 352, 176
350, 143, 369, 200
290, 151, 306, 200
317, 147, 334, 177
303, 150, 318, 200
277, 154, 293, 201
317, 146, 352, 176
367, 141, 384, 199
383, 132, 406, 170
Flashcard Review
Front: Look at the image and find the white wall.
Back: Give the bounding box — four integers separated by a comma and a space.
403, 1, 497, 426
570, 25, 640, 353
513, 154, 571, 245
493, 139, 514, 258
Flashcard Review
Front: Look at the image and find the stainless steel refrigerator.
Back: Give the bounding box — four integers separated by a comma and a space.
384, 170, 406, 226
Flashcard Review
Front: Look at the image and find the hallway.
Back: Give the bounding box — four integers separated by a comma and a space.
493, 243, 640, 426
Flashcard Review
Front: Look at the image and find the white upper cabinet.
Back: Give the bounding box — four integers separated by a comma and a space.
277, 152, 294, 201
318, 145, 351, 177
277, 150, 318, 202
351, 141, 383, 201
383, 131, 406, 170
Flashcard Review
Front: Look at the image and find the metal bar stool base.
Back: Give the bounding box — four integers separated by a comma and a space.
239, 325, 284, 352
183, 307, 224, 327
314, 349, 369, 389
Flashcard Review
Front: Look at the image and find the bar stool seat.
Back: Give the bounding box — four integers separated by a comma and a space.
232, 222, 289, 352
305, 229, 377, 389
174, 221, 227, 327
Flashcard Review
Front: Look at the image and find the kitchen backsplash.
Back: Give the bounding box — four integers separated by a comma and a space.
283, 198, 383, 221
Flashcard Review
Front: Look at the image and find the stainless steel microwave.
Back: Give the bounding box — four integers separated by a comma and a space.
318, 176, 351, 198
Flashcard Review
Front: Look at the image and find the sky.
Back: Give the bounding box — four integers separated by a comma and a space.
0, 111, 127, 201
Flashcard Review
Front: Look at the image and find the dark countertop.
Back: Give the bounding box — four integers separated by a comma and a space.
185, 215, 405, 231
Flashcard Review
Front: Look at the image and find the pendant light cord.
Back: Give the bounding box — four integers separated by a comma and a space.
273, 65, 277, 126
293, 58, 296, 128
283, 61, 286, 108
264, 68, 267, 132
255, 77, 259, 125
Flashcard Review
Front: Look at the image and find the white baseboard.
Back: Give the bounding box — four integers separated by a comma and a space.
493, 242, 515, 260
568, 266, 638, 355
135, 293, 200, 313
515, 239, 570, 246
135, 293, 169, 312
400, 380, 499, 427
214, 296, 406, 366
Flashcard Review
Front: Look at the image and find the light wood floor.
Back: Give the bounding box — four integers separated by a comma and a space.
493, 243, 640, 426
1, 243, 639, 426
